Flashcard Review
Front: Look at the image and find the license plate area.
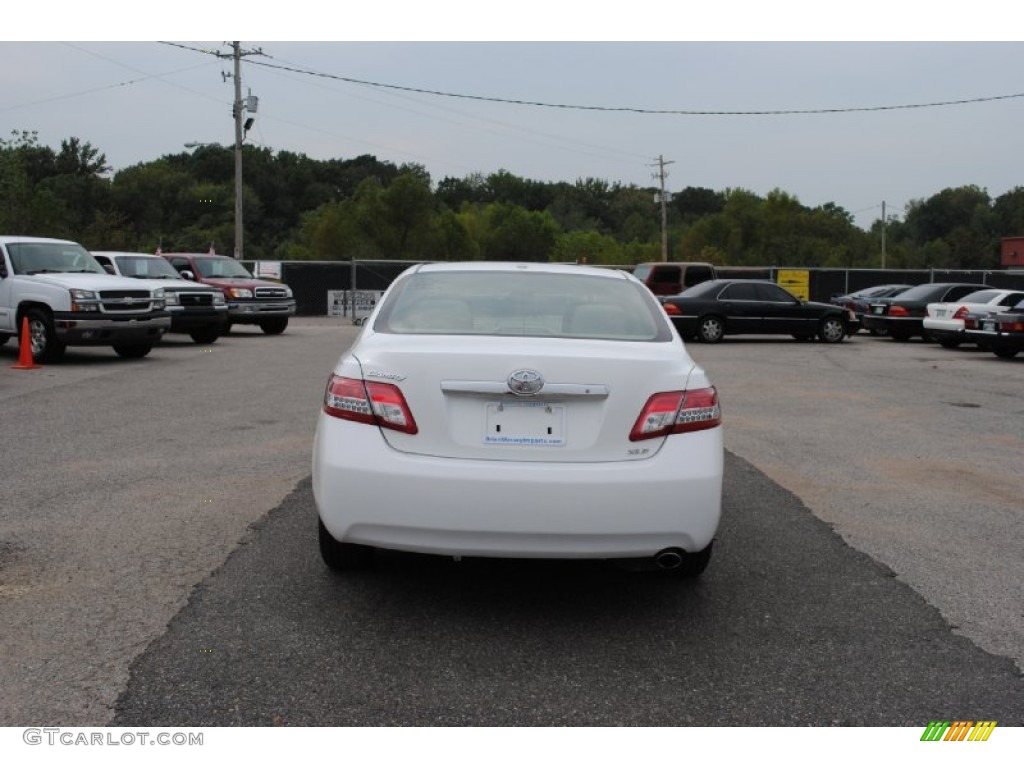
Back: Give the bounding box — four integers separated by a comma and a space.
484, 401, 565, 446
983, 320, 995, 331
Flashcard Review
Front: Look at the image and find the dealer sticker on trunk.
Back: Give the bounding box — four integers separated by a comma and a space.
484, 401, 566, 446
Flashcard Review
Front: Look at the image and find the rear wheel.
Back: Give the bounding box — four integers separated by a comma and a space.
938, 338, 961, 349
817, 317, 846, 343
260, 317, 288, 335
318, 519, 375, 571
993, 346, 1019, 359
697, 315, 725, 343
113, 343, 153, 359
890, 330, 912, 342
0, 333, 10, 346
25, 308, 66, 362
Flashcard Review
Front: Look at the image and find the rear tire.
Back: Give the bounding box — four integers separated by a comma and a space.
113, 343, 153, 359
260, 318, 288, 335
319, 519, 375, 571
697, 315, 725, 344
25, 308, 66, 362
938, 338, 961, 349
993, 346, 1019, 359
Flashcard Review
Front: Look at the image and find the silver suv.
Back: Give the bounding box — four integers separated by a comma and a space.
93, 252, 228, 344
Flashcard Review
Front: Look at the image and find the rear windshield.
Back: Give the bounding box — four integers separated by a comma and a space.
375, 271, 673, 341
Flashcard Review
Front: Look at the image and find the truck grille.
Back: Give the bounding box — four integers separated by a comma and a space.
98, 290, 152, 312
179, 293, 214, 307
255, 286, 289, 299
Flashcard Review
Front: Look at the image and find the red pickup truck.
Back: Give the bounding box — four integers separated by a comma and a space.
162, 253, 296, 334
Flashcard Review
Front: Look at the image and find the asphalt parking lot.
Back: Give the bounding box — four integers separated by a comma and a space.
1, 320, 1022, 725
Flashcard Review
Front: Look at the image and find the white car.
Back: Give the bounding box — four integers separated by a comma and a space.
924, 288, 1024, 348
312, 262, 724, 577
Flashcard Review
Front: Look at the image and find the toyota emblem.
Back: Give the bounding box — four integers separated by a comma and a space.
507, 369, 544, 396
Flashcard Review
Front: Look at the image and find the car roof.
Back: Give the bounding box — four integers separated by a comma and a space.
409, 261, 634, 281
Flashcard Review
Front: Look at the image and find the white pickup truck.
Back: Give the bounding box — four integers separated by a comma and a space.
0, 236, 171, 361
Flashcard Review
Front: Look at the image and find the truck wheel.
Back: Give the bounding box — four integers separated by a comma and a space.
0, 333, 10, 346
112, 343, 153, 359
259, 318, 288, 335
24, 308, 66, 363
189, 329, 220, 344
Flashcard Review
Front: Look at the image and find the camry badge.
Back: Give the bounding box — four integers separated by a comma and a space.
508, 369, 544, 396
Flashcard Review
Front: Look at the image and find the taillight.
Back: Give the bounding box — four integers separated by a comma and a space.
1002, 319, 1024, 332
323, 375, 418, 434
662, 303, 681, 316
888, 305, 909, 317
630, 387, 721, 441
952, 306, 969, 320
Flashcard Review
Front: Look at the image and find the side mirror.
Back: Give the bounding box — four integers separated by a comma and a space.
180, 270, 195, 280
102, 264, 116, 275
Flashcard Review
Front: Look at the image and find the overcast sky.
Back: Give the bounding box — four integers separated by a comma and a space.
6, 5, 1023, 231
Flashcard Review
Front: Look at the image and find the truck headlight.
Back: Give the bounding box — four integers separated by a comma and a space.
229, 288, 253, 299
69, 289, 100, 312
163, 291, 181, 306
212, 292, 227, 305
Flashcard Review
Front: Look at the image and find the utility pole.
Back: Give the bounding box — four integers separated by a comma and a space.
880, 200, 887, 270
650, 155, 675, 261
217, 42, 262, 259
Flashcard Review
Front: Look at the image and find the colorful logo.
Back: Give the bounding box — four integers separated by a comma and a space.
921, 721, 997, 742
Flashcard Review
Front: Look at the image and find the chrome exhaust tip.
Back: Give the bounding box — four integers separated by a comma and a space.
654, 548, 684, 570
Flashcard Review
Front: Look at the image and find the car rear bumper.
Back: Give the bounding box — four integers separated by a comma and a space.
312, 417, 723, 559
861, 315, 924, 335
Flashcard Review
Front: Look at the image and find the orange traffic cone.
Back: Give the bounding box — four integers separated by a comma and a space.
11, 316, 41, 370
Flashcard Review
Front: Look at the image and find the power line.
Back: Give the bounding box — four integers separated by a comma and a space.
191, 49, 1024, 117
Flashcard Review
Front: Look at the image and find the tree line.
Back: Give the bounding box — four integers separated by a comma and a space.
2, 130, 1021, 270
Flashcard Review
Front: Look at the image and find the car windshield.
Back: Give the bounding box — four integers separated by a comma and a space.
955, 290, 1003, 304
894, 284, 958, 301
8, 242, 106, 275
114, 255, 183, 279
376, 270, 672, 341
193, 257, 254, 279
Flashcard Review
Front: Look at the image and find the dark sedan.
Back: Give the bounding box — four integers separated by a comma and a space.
830, 284, 914, 334
964, 299, 1024, 359
661, 279, 854, 343
860, 283, 990, 341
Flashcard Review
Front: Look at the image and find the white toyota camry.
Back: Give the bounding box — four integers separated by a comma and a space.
312, 262, 724, 576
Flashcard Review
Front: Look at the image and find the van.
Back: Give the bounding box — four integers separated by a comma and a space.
633, 262, 717, 296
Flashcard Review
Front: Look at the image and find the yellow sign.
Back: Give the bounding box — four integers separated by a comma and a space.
777, 269, 810, 301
